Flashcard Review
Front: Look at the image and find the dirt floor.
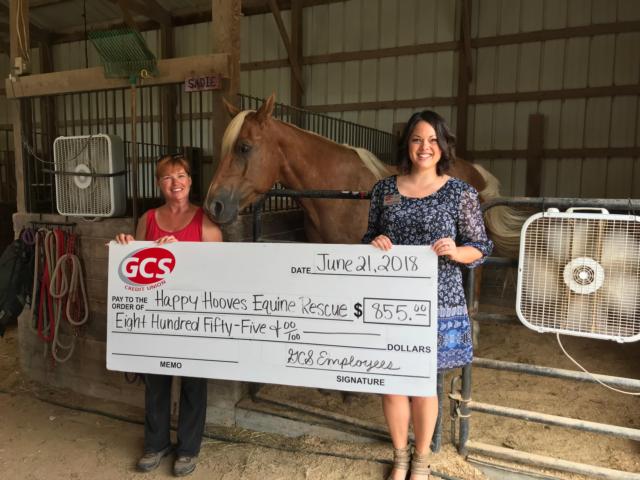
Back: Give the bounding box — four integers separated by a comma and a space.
255, 307, 640, 479
0, 325, 486, 480
1, 306, 639, 479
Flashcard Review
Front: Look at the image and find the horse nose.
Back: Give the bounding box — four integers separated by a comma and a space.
205, 188, 239, 224
211, 199, 225, 219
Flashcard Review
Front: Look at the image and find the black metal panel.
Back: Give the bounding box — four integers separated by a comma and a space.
20, 83, 205, 216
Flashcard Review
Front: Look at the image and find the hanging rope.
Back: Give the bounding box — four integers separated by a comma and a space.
30, 227, 89, 364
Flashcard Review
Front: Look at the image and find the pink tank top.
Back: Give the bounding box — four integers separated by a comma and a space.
145, 207, 203, 242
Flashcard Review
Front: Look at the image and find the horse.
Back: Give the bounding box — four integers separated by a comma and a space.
204, 94, 525, 258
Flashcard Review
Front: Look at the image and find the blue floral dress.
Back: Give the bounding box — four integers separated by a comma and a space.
362, 175, 493, 370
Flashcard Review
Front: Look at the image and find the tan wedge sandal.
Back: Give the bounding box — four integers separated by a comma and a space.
386, 445, 411, 480
410, 450, 431, 479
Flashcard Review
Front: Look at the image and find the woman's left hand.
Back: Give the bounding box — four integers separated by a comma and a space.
432, 237, 458, 260
155, 235, 178, 244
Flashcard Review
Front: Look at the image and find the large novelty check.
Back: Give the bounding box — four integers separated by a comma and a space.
107, 242, 438, 396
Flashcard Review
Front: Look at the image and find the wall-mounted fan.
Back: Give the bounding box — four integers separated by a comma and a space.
516, 208, 640, 343
53, 134, 126, 217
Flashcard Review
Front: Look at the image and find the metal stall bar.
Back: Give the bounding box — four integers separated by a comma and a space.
474, 357, 640, 391
467, 401, 640, 440
20, 83, 205, 215
482, 196, 640, 211
456, 196, 640, 479
465, 441, 640, 480
237, 94, 395, 162
251, 188, 448, 453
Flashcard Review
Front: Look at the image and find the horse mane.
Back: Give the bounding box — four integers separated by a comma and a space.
221, 109, 392, 181
350, 147, 393, 180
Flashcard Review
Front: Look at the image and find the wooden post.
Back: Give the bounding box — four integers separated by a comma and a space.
160, 25, 176, 148
9, 0, 30, 213
290, 0, 303, 117
526, 114, 544, 197
456, 0, 472, 158
211, 0, 241, 172
268, 0, 304, 99
39, 41, 56, 169
207, 1, 245, 424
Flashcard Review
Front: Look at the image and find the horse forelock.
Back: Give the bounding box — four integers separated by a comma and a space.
221, 110, 254, 159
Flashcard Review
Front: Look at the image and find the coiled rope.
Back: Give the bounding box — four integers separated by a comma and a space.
30, 227, 89, 363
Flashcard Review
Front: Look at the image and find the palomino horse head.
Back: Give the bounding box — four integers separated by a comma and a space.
205, 95, 280, 224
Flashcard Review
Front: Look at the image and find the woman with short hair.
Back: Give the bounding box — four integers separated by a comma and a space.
115, 154, 222, 477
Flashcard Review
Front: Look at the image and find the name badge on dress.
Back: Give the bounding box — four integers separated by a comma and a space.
383, 194, 402, 206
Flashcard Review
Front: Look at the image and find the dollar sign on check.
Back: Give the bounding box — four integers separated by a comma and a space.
353, 302, 363, 318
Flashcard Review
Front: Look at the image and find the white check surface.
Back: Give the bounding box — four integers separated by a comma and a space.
107, 242, 438, 396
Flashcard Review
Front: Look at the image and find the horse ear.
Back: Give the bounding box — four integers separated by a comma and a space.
222, 97, 241, 118
255, 93, 276, 124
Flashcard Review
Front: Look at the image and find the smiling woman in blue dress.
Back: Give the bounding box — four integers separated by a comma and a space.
363, 111, 492, 480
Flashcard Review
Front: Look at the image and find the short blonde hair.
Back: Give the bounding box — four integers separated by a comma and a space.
155, 154, 191, 179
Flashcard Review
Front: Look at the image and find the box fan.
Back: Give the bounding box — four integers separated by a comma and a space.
516, 207, 640, 343
53, 134, 126, 217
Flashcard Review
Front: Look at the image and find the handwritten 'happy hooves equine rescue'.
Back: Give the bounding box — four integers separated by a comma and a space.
204, 94, 525, 257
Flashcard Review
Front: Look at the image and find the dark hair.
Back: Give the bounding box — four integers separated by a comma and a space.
396, 110, 456, 175
155, 153, 191, 179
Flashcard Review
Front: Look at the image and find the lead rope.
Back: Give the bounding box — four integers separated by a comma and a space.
48, 229, 74, 362
37, 230, 57, 346
29, 229, 44, 333
50, 231, 88, 363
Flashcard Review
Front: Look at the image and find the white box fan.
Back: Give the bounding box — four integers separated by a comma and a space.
516, 207, 640, 343
53, 134, 126, 217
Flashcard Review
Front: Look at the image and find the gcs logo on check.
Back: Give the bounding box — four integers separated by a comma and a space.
118, 247, 176, 286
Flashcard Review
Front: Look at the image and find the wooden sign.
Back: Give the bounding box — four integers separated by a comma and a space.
107, 242, 438, 396
184, 74, 222, 92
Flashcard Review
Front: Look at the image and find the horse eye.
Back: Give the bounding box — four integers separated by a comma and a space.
238, 142, 252, 154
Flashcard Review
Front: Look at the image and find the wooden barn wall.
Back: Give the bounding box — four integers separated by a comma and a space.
468, 0, 640, 198
239, 9, 292, 104
238, 0, 640, 199
13, 0, 640, 201
300, 0, 458, 133
237, 0, 459, 134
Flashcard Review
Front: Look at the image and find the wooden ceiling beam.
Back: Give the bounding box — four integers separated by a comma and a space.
242, 0, 343, 16
29, 0, 73, 9
44, 0, 348, 44
108, 0, 172, 28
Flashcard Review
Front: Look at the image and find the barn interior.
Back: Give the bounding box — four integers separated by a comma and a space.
1, 1, 639, 479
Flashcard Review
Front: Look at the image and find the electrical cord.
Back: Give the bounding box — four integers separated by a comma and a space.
16, 0, 31, 64
23, 134, 96, 166
556, 333, 640, 396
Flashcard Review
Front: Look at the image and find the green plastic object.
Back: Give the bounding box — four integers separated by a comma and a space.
88, 28, 158, 84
